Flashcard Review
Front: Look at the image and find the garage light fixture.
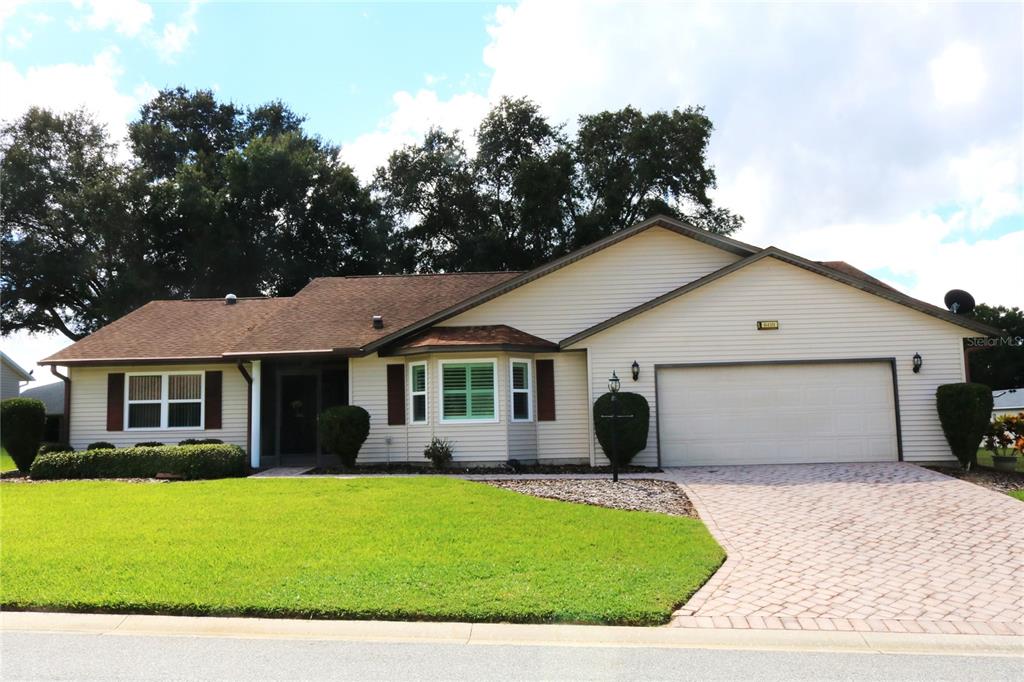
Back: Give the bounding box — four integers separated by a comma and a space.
912, 353, 923, 373
631, 361, 640, 382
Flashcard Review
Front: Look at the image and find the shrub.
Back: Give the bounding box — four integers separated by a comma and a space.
423, 437, 454, 469
86, 441, 116, 451
136, 441, 165, 447
178, 438, 223, 445
983, 414, 1023, 458
593, 392, 650, 466
1, 398, 47, 472
318, 405, 371, 468
936, 383, 993, 470
30, 444, 246, 480
38, 442, 73, 455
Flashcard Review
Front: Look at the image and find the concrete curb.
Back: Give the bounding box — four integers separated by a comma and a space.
3, 612, 1020, 657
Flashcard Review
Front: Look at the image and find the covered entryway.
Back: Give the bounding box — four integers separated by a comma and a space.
657, 360, 899, 466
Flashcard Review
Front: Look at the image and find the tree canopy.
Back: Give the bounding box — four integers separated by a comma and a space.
968, 304, 1024, 390
2, 90, 741, 341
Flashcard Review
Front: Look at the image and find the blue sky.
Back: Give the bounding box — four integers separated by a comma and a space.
1, 1, 1022, 380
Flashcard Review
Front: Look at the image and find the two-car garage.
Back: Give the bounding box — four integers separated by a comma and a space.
656, 361, 900, 466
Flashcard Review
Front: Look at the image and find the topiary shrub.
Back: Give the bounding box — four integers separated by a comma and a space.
178, 438, 223, 445
86, 441, 116, 451
30, 443, 246, 480
423, 437, 454, 469
1, 398, 47, 472
135, 441, 165, 447
318, 405, 371, 468
936, 383, 993, 470
38, 442, 73, 455
593, 392, 650, 466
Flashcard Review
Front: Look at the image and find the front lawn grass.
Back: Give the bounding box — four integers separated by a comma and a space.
0, 478, 724, 625
0, 448, 15, 472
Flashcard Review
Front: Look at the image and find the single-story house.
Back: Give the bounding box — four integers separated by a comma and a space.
40, 215, 998, 469
20, 381, 67, 442
1, 351, 34, 400
993, 389, 1023, 418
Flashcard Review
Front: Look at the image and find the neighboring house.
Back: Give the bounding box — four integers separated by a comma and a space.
992, 389, 1023, 418
20, 381, 67, 442
39, 215, 999, 469
0, 351, 34, 400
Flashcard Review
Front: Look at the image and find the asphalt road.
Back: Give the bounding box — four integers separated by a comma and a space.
1, 632, 1020, 681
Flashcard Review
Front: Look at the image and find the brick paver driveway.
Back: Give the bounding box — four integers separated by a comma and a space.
665, 463, 1024, 635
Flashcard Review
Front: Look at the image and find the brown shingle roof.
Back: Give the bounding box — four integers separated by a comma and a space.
391, 325, 558, 355
42, 272, 521, 364
42, 297, 290, 364
230, 273, 521, 356
818, 261, 897, 291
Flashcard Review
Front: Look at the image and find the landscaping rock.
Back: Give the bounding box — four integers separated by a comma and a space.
485, 479, 697, 517
926, 466, 1024, 495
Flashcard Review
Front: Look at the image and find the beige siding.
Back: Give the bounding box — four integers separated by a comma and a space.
569, 258, 969, 466
1, 364, 24, 400
68, 363, 249, 450
349, 351, 591, 464
535, 351, 590, 462
444, 226, 740, 342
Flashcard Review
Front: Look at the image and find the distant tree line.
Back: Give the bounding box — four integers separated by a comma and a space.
1, 88, 743, 341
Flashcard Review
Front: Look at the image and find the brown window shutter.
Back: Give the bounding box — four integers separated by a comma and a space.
536, 359, 555, 421
106, 373, 125, 431
387, 364, 405, 425
204, 371, 223, 430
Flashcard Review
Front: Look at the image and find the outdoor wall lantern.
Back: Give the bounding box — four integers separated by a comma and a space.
912, 353, 923, 373
608, 371, 621, 394
631, 360, 640, 381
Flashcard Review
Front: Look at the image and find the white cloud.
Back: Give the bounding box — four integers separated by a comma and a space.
73, 0, 153, 37
341, 89, 490, 181
0, 1, 28, 30
930, 41, 989, 108
5, 26, 31, 49
346, 1, 1023, 306
154, 0, 200, 62
0, 47, 150, 149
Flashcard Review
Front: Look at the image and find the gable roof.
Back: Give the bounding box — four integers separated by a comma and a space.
560, 247, 1000, 347
21, 381, 64, 414
0, 351, 34, 381
387, 325, 558, 356
360, 215, 759, 354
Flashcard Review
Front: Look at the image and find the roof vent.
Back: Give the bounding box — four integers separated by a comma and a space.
372, 315, 384, 329
225, 293, 238, 305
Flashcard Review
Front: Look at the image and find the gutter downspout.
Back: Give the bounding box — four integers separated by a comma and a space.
237, 362, 253, 468
50, 365, 71, 444
249, 360, 262, 470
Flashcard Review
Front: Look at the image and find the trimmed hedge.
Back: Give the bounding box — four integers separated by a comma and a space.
319, 405, 371, 468
936, 382, 993, 470
30, 444, 246, 480
593, 392, 650, 466
38, 442, 73, 455
1, 398, 47, 472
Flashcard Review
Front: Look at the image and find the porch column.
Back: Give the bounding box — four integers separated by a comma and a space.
250, 360, 262, 469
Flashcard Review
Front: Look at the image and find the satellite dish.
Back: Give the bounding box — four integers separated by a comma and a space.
944, 289, 975, 315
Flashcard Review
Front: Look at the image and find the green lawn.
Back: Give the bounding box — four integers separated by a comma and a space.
0, 448, 15, 472
1009, 490, 1024, 501
0, 478, 724, 625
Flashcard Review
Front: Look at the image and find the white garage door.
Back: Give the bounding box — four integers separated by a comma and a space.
658, 362, 898, 466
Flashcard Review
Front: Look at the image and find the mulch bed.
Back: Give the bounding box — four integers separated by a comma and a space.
927, 465, 1024, 495
484, 479, 697, 518
308, 463, 661, 475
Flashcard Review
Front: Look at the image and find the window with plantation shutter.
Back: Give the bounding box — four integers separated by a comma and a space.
441, 361, 496, 421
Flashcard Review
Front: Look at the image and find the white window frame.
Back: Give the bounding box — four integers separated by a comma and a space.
509, 358, 533, 422
438, 358, 499, 424
408, 361, 428, 424
125, 371, 205, 431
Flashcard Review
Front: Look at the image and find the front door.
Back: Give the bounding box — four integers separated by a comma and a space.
279, 374, 319, 458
